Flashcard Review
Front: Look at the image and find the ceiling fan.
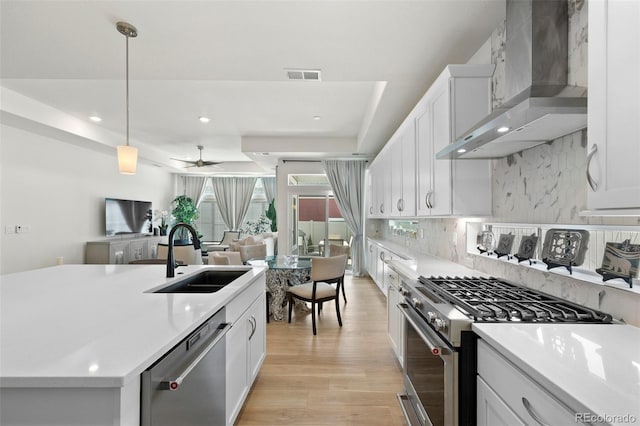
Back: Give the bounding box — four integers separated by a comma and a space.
171, 145, 221, 168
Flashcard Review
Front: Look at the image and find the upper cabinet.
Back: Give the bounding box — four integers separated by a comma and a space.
416, 65, 494, 217
368, 64, 493, 219
587, 0, 640, 212
390, 121, 417, 217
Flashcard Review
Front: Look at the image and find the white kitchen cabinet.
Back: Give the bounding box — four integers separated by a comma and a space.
367, 239, 401, 297
587, 0, 640, 211
416, 64, 493, 217
390, 122, 417, 217
226, 281, 266, 426
477, 376, 524, 426
386, 268, 404, 365
477, 340, 587, 426
366, 240, 378, 278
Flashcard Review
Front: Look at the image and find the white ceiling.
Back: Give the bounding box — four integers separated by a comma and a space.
0, 0, 505, 175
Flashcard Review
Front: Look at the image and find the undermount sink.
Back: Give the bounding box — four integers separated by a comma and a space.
154, 269, 249, 293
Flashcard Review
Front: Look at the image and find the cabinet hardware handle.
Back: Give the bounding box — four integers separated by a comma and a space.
425, 193, 429, 207
586, 144, 598, 192
249, 315, 256, 340
369, 206, 373, 214
397, 199, 404, 212
522, 397, 550, 426
380, 204, 384, 214
400, 199, 404, 211
379, 252, 384, 261
426, 191, 433, 209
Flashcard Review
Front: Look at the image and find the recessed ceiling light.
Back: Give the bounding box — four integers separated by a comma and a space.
89, 115, 102, 122
313, 116, 321, 121
497, 126, 510, 133
199, 116, 210, 123
457, 148, 467, 153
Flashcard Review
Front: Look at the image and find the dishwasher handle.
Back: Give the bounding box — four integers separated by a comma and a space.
161, 322, 231, 391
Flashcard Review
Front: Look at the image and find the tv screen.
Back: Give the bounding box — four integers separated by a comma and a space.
105, 198, 153, 236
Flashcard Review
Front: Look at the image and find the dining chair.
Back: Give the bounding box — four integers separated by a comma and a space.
239, 243, 267, 264
157, 243, 203, 265
328, 244, 350, 303
287, 254, 347, 335
210, 251, 243, 265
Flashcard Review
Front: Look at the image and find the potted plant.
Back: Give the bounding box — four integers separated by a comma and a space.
171, 195, 200, 243
265, 199, 277, 232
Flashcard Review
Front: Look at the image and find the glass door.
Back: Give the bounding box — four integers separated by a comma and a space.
291, 194, 352, 263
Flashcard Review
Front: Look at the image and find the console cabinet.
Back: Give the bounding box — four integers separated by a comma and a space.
587, 0, 640, 211
86, 236, 165, 264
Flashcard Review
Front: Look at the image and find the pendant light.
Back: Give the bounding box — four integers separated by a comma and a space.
116, 22, 138, 175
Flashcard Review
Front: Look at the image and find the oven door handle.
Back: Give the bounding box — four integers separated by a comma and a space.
398, 303, 452, 356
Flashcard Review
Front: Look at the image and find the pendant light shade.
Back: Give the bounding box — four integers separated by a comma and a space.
117, 145, 138, 175
116, 21, 138, 175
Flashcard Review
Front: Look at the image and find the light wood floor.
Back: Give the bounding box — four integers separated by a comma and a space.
236, 275, 406, 426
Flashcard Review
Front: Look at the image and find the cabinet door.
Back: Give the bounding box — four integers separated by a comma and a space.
367, 162, 378, 218
366, 242, 375, 278
247, 295, 266, 383
386, 277, 403, 365
390, 137, 403, 216
226, 312, 249, 425
377, 153, 392, 217
109, 242, 128, 264
430, 79, 453, 216
400, 122, 416, 216
366, 166, 375, 218
588, 0, 640, 210
416, 104, 433, 216
128, 240, 147, 263
477, 377, 525, 426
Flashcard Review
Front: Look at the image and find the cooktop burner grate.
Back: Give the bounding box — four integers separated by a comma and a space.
418, 276, 612, 323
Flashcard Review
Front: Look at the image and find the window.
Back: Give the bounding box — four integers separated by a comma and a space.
195, 179, 269, 241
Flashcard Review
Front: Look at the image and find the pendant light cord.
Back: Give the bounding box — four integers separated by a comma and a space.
125, 32, 130, 147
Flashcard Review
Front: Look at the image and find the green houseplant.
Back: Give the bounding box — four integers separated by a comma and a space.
265, 199, 277, 232
171, 195, 200, 242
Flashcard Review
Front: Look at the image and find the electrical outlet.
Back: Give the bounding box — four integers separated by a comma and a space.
16, 225, 31, 233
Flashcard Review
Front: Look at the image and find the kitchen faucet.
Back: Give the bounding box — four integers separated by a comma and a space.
166, 223, 201, 278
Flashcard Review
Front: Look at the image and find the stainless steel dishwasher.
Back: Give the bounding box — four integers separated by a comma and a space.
141, 307, 230, 426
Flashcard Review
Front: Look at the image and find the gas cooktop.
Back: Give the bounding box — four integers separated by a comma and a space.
418, 276, 613, 323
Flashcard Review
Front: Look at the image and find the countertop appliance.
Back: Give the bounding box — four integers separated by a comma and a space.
141, 307, 230, 426
397, 276, 612, 426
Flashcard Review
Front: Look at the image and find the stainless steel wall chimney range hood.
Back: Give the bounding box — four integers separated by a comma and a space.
437, 0, 587, 160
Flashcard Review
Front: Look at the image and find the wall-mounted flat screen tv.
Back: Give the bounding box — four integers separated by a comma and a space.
105, 198, 152, 236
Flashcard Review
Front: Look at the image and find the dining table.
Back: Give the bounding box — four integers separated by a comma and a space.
247, 255, 313, 321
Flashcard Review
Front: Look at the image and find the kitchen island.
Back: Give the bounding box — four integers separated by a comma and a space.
0, 264, 266, 425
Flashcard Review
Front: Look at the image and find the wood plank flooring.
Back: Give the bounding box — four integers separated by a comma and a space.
236, 275, 406, 426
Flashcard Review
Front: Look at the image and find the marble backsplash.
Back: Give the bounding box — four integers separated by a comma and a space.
366, 0, 640, 326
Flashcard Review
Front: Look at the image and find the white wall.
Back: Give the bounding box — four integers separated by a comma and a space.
0, 124, 174, 274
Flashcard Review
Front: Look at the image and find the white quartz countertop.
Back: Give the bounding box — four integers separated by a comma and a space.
0, 264, 265, 388
367, 237, 484, 281
473, 323, 640, 426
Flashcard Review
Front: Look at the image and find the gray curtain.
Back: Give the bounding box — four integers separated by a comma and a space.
182, 176, 207, 207
211, 177, 236, 230
234, 178, 258, 231
262, 177, 277, 204
322, 159, 366, 276
211, 177, 258, 231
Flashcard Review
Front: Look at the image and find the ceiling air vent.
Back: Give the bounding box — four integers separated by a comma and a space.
285, 69, 321, 81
